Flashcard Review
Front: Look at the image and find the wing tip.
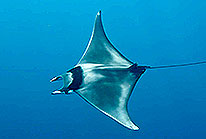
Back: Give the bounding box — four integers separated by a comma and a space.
97, 10, 101, 16
123, 122, 139, 131
130, 125, 139, 130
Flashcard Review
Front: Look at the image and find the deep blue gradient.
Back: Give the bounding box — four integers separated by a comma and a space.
0, 0, 206, 138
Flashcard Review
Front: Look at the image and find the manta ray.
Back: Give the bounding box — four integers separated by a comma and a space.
50, 11, 206, 130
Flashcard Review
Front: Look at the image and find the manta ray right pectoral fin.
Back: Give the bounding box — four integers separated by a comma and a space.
75, 67, 143, 130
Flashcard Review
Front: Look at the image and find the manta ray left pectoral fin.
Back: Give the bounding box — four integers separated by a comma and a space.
78, 11, 133, 67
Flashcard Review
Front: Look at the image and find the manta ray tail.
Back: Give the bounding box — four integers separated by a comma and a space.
147, 61, 206, 69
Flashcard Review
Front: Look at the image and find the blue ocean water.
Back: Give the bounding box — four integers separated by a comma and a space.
0, 0, 206, 138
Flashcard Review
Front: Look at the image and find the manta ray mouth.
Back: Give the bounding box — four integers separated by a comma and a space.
50, 76, 64, 95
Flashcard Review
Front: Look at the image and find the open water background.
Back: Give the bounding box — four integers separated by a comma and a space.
0, 0, 206, 138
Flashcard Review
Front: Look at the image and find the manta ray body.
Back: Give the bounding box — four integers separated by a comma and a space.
50, 11, 149, 130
